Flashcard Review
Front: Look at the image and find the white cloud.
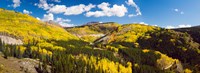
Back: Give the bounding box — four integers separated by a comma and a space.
41, 13, 74, 27
35, 0, 60, 8
48, 5, 67, 14
126, 0, 142, 17
42, 13, 54, 21
180, 11, 184, 14
139, 22, 148, 25
55, 18, 71, 23
36, 17, 41, 20
174, 9, 179, 12
128, 14, 134, 17
166, 24, 192, 29
166, 26, 176, 29
23, 9, 32, 14
153, 25, 158, 26
132, 22, 148, 25
43, 3, 95, 15
173, 8, 184, 15
55, 18, 75, 27
178, 24, 191, 28
53, 0, 61, 3
12, 0, 21, 8
64, 4, 96, 15
84, 4, 96, 11
86, 11, 105, 17
57, 22, 75, 27
35, 0, 54, 10
59, 23, 75, 27
98, 2, 110, 10
86, 2, 127, 17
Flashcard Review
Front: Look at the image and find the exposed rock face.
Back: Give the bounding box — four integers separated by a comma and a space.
94, 34, 109, 44
0, 35, 23, 45
0, 55, 38, 73
18, 58, 39, 73
0, 53, 52, 73
157, 58, 183, 73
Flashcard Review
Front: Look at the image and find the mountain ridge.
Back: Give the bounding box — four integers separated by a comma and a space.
173, 26, 200, 44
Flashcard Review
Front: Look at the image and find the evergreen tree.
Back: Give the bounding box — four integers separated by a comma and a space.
0, 39, 2, 51
3, 45, 8, 59
23, 41, 32, 58
17, 47, 22, 58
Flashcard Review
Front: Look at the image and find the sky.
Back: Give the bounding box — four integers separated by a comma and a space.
0, 0, 200, 28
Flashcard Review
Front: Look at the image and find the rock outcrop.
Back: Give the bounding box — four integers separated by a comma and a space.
0, 35, 23, 45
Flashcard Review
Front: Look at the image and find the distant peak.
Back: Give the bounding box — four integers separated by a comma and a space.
84, 21, 101, 25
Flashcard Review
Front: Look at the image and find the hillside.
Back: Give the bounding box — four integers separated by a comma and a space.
0, 8, 79, 42
0, 53, 42, 73
66, 23, 200, 72
65, 22, 120, 42
173, 26, 200, 44
94, 24, 200, 73
0, 9, 133, 73
0, 8, 90, 52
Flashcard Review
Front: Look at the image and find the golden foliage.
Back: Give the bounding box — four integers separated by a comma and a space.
0, 9, 79, 43
142, 49, 150, 53
108, 24, 160, 44
156, 51, 177, 70
184, 68, 193, 73
77, 55, 132, 73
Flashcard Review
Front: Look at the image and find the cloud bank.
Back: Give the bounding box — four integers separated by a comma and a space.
86, 2, 128, 17
166, 24, 192, 29
12, 0, 21, 8
41, 13, 74, 27
23, 9, 32, 14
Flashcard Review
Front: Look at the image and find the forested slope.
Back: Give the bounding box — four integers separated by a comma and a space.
65, 22, 120, 42
174, 26, 200, 44
0, 8, 132, 73
95, 24, 200, 73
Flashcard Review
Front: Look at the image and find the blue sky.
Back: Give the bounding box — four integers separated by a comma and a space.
0, 0, 200, 28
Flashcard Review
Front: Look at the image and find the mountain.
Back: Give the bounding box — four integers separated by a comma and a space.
173, 26, 200, 44
0, 9, 132, 73
93, 24, 200, 72
0, 8, 91, 51
65, 22, 120, 42
65, 23, 200, 72
0, 8, 199, 73
0, 8, 79, 42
